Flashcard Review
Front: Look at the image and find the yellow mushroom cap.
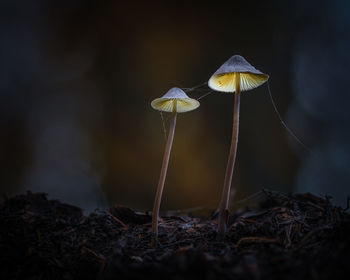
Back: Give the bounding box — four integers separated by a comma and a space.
208, 55, 269, 93
151, 87, 200, 113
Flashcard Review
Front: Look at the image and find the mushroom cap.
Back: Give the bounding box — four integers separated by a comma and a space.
208, 55, 269, 93
151, 87, 200, 113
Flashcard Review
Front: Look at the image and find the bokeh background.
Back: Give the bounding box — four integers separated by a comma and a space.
1, 0, 349, 212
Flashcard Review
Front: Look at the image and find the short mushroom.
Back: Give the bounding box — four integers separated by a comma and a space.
208, 55, 269, 235
151, 87, 200, 237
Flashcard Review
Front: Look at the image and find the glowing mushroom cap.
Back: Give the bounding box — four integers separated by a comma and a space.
151, 87, 200, 113
208, 55, 269, 93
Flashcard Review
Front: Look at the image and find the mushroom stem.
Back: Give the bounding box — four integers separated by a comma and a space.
152, 106, 178, 237
218, 73, 241, 236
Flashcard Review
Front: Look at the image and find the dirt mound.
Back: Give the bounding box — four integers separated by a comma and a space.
0, 191, 349, 280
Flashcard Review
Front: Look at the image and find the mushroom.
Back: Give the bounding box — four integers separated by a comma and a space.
151, 87, 200, 237
208, 55, 269, 235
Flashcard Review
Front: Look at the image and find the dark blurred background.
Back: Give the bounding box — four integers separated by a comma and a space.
1, 0, 349, 212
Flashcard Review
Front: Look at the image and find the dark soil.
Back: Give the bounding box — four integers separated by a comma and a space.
0, 191, 349, 280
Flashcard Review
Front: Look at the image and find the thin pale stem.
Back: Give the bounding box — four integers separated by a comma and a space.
218, 73, 241, 236
152, 107, 177, 237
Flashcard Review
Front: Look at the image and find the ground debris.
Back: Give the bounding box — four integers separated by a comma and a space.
0, 191, 349, 280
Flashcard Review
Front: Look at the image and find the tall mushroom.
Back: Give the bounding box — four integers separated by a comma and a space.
208, 55, 269, 235
151, 87, 200, 237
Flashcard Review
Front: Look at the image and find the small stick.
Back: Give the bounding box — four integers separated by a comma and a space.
107, 212, 128, 230
83, 247, 106, 261
237, 236, 279, 247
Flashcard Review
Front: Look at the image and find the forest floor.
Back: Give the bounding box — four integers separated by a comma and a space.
0, 191, 349, 280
